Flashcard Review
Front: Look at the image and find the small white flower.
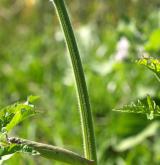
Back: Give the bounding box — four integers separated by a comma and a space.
115, 37, 130, 61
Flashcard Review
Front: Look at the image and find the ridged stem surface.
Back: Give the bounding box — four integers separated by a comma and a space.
52, 0, 97, 163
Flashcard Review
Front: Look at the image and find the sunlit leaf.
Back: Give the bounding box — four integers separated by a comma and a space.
0, 143, 38, 159
0, 137, 39, 160
0, 144, 22, 157
113, 95, 160, 120
0, 133, 9, 147
0, 96, 38, 133
27, 95, 40, 104
137, 57, 160, 81
0, 154, 14, 165
145, 28, 160, 52
5, 104, 36, 132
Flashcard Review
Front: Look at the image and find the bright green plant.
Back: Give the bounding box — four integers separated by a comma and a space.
0, 0, 97, 165
1, 0, 158, 164
137, 57, 160, 81
114, 57, 160, 120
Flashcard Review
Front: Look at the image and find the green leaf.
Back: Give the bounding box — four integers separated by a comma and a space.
145, 28, 160, 52
5, 104, 36, 132
0, 137, 39, 160
0, 143, 38, 159
0, 144, 22, 157
113, 95, 160, 120
27, 95, 40, 104
137, 57, 160, 81
0, 96, 38, 133
0, 154, 14, 164
0, 96, 39, 161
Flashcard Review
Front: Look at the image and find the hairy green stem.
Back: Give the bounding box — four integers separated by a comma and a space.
51, 0, 97, 163
8, 137, 94, 165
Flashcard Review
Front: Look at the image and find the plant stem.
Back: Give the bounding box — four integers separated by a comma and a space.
51, 0, 97, 163
8, 137, 94, 165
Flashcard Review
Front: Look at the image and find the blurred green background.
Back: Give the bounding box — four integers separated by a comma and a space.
0, 0, 160, 164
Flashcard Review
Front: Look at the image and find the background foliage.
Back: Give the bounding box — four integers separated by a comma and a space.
0, 0, 160, 164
